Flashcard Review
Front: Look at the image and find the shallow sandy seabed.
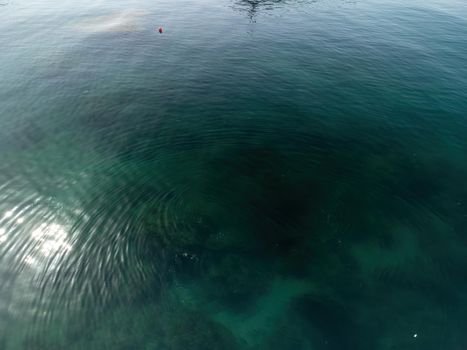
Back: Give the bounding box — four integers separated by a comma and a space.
74, 10, 149, 33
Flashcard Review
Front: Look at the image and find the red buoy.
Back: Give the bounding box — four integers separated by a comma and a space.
158, 27, 163, 34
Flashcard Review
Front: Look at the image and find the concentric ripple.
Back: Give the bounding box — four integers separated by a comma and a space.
1, 0, 467, 348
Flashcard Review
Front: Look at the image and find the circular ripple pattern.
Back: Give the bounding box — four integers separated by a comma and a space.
1, 0, 467, 348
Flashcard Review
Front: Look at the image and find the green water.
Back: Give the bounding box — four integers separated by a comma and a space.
1, 0, 467, 348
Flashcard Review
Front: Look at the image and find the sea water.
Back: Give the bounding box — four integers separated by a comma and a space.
1, 0, 467, 348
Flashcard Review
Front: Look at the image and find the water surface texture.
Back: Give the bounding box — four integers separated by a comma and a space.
1, 0, 467, 348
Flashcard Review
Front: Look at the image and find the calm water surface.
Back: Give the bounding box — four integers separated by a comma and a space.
1, 0, 467, 348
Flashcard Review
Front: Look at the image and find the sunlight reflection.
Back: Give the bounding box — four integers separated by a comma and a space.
3, 209, 14, 219
32, 223, 72, 252
0, 227, 6, 243
24, 222, 72, 268
0, 204, 74, 269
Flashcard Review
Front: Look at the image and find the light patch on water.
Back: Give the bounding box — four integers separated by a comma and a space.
0, 227, 6, 243
12, 221, 73, 269
0, 211, 75, 324
3, 209, 14, 219
74, 10, 149, 33
28, 222, 72, 262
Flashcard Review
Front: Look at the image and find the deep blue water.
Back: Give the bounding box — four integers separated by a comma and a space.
1, 0, 467, 349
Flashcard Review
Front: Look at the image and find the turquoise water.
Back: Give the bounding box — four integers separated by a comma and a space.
1, 0, 467, 348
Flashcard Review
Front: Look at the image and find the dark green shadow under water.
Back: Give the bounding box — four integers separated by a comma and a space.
1, 0, 467, 348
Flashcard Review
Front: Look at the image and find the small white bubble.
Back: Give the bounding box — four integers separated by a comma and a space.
413, 333, 418, 338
